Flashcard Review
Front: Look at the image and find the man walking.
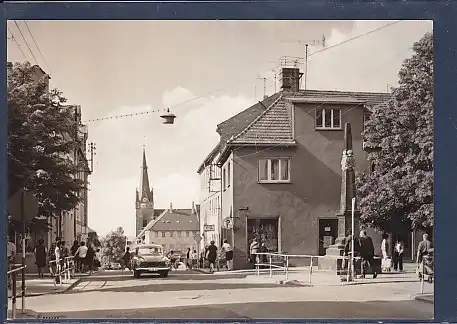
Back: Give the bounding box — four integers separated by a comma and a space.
359, 230, 377, 279
416, 233, 433, 279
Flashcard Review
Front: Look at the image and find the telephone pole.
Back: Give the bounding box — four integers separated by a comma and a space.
282, 35, 326, 90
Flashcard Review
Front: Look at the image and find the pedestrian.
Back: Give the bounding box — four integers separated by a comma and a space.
249, 237, 260, 267
86, 243, 95, 274
258, 242, 268, 266
186, 248, 192, 270
192, 250, 198, 269
358, 230, 377, 279
381, 233, 391, 272
123, 247, 132, 271
71, 240, 80, 272
74, 241, 88, 272
167, 250, 176, 271
54, 241, 62, 273
199, 252, 204, 269
393, 234, 404, 272
221, 239, 233, 271
34, 239, 47, 278
7, 236, 17, 289
342, 233, 360, 281
416, 233, 433, 279
206, 241, 218, 273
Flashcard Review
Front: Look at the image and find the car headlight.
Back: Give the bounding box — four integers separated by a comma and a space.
136, 258, 143, 266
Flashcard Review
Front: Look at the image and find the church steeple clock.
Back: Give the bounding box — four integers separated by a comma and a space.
135, 147, 155, 236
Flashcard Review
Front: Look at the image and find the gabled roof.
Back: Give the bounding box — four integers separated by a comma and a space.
214, 89, 391, 164
196, 142, 221, 174
227, 94, 296, 146
137, 207, 200, 238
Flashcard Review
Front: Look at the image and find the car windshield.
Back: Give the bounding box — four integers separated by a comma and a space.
137, 247, 163, 256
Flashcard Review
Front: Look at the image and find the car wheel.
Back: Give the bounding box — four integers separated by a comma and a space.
133, 270, 141, 278
159, 270, 169, 278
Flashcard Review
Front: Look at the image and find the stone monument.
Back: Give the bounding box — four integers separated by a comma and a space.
318, 122, 360, 273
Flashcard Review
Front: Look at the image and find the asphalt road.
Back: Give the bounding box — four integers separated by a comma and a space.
36, 300, 433, 320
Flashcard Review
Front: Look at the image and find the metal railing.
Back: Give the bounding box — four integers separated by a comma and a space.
48, 256, 75, 287
7, 264, 27, 319
253, 252, 366, 284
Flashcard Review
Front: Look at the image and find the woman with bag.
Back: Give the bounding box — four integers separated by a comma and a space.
381, 233, 392, 272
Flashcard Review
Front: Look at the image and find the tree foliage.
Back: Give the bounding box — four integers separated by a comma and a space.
356, 32, 433, 232
101, 227, 126, 264
87, 231, 101, 248
7, 62, 85, 222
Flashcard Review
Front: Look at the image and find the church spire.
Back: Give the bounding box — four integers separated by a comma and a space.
139, 146, 153, 202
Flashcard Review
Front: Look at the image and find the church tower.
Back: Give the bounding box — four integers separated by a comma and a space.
135, 147, 155, 236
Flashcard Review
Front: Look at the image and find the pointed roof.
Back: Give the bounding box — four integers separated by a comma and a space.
227, 94, 296, 145
139, 148, 153, 202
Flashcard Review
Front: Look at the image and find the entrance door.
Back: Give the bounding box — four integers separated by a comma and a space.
318, 218, 338, 256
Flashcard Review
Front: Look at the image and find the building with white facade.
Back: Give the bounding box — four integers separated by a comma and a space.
197, 144, 222, 250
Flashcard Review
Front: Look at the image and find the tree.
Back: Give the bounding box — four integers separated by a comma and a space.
7, 62, 85, 224
356, 32, 433, 232
87, 231, 101, 248
101, 227, 127, 265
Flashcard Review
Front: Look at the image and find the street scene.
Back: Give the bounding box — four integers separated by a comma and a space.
6, 19, 433, 320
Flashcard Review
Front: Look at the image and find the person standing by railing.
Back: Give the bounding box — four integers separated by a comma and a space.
249, 237, 260, 267
70, 240, 79, 272
34, 239, 47, 278
416, 233, 433, 279
7, 236, 17, 289
359, 230, 377, 279
74, 241, 88, 273
222, 239, 234, 271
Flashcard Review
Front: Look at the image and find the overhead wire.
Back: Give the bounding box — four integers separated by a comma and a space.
230, 43, 416, 160
83, 21, 403, 124
7, 27, 27, 61
23, 21, 52, 74
13, 20, 38, 65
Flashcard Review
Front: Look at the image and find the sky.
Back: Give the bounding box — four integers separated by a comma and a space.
7, 20, 432, 237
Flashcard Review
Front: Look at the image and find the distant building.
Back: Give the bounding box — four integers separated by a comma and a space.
197, 144, 222, 251
197, 62, 423, 270
136, 202, 200, 254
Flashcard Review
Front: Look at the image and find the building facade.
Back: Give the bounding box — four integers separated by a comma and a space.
197, 144, 222, 250
136, 203, 200, 254
199, 66, 420, 269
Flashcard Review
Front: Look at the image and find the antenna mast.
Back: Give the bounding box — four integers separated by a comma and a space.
257, 75, 267, 99
281, 34, 326, 90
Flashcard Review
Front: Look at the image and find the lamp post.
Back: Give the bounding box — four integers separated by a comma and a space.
20, 190, 26, 313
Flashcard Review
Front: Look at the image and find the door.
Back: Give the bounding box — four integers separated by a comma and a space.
318, 218, 338, 256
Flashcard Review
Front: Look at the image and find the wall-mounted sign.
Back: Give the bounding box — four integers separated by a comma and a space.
204, 224, 215, 232
223, 217, 233, 229
324, 226, 331, 232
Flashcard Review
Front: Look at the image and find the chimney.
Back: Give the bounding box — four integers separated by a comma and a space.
280, 67, 303, 92
169, 202, 173, 212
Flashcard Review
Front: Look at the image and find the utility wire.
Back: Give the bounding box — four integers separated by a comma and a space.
308, 20, 403, 60
13, 20, 38, 64
23, 21, 51, 74
81, 21, 403, 124
230, 43, 415, 160
7, 27, 27, 61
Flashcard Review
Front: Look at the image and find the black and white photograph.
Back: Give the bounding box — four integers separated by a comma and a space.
6, 19, 433, 320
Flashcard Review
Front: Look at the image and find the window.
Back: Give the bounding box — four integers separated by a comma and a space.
223, 167, 226, 189
315, 108, 341, 129
143, 219, 147, 227
227, 161, 231, 187
177, 231, 182, 237
162, 231, 166, 237
155, 231, 159, 237
186, 231, 190, 237
258, 158, 291, 183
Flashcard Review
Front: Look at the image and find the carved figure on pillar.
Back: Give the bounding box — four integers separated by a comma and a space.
318, 122, 361, 272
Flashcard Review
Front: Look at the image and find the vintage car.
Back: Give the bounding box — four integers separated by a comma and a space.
131, 244, 171, 278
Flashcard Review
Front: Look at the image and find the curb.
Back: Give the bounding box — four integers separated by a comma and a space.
414, 294, 434, 304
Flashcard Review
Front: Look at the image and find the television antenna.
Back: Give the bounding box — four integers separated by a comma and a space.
282, 35, 326, 90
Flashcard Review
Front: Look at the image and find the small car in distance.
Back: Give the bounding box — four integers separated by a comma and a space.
131, 244, 171, 278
